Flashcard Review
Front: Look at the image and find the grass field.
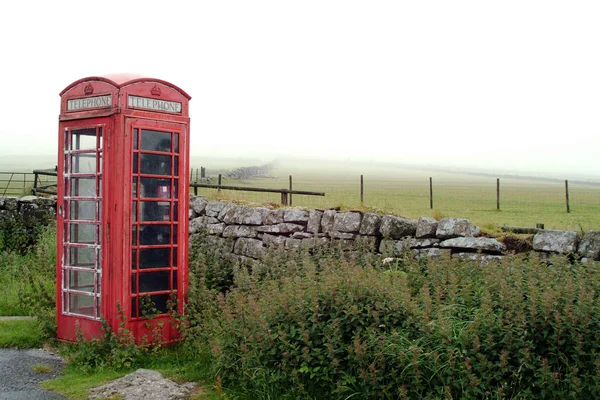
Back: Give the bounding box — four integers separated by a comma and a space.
192, 159, 600, 232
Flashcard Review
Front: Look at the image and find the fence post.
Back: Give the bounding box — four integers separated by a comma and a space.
201, 167, 205, 179
497, 178, 500, 210
289, 175, 293, 206
565, 180, 570, 213
218, 174, 222, 192
429, 177, 433, 209
281, 191, 288, 206
360, 175, 364, 203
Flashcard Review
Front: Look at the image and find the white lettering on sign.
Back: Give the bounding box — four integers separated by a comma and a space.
128, 96, 182, 113
67, 95, 112, 111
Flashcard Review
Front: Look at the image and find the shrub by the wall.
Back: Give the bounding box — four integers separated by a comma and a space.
185, 240, 600, 399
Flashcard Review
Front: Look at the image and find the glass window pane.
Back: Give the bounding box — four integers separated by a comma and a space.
69, 223, 97, 244
173, 247, 178, 267
174, 133, 179, 153
140, 178, 171, 198
70, 200, 97, 221
141, 130, 171, 152
70, 177, 96, 197
132, 250, 137, 270
139, 248, 170, 269
132, 226, 137, 245
131, 273, 137, 294
68, 270, 96, 292
139, 271, 170, 292
174, 156, 179, 176
133, 153, 138, 174
173, 270, 178, 290
174, 179, 178, 199
68, 293, 95, 316
140, 154, 171, 175
132, 201, 137, 221
68, 246, 96, 268
131, 298, 138, 318
133, 129, 139, 150
140, 201, 170, 221
71, 153, 98, 174
173, 202, 178, 222
72, 128, 96, 150
139, 225, 171, 245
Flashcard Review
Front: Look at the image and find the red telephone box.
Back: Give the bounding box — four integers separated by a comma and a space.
56, 75, 191, 343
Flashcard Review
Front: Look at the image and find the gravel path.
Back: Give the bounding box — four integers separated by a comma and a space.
0, 348, 66, 400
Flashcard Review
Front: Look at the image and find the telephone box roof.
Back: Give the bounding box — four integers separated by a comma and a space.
60, 73, 191, 100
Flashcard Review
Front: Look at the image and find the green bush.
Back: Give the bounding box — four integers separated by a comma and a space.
185, 245, 600, 399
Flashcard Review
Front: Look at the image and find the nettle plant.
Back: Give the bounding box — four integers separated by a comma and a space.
185, 239, 600, 399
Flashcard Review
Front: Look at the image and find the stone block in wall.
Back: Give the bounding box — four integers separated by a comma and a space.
408, 238, 441, 248
412, 248, 451, 259
453, 253, 503, 265
264, 209, 284, 225
355, 236, 378, 252
223, 225, 258, 238
578, 231, 600, 260
17, 196, 56, 223
256, 223, 305, 234
263, 234, 287, 247
331, 239, 355, 251
333, 212, 362, 233
189, 196, 208, 216
222, 206, 264, 225
1, 197, 18, 212
234, 237, 265, 259
416, 217, 438, 238
328, 232, 356, 240
285, 238, 302, 249
189, 216, 219, 234
292, 232, 315, 239
533, 230, 578, 254
321, 210, 336, 233
379, 239, 410, 256
284, 209, 310, 223
436, 218, 480, 239
359, 213, 381, 236
205, 200, 228, 217
206, 223, 225, 235
307, 210, 323, 233
440, 237, 505, 253
380, 215, 417, 240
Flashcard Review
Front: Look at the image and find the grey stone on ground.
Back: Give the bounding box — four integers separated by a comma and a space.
206, 223, 225, 235
533, 230, 579, 253
88, 368, 196, 400
283, 209, 310, 223
333, 212, 362, 233
440, 237, 505, 253
321, 210, 336, 233
285, 238, 302, 249
233, 237, 265, 259
380, 216, 417, 239
436, 218, 480, 239
292, 232, 315, 239
307, 210, 323, 233
416, 217, 438, 238
0, 348, 66, 400
578, 231, 600, 260
359, 213, 382, 236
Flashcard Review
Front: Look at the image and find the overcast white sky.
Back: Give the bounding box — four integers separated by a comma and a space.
0, 1, 598, 178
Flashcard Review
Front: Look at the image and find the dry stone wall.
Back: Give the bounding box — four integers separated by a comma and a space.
2, 195, 599, 264
189, 196, 600, 263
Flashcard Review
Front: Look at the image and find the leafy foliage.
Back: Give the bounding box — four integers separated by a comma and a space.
183, 240, 600, 399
